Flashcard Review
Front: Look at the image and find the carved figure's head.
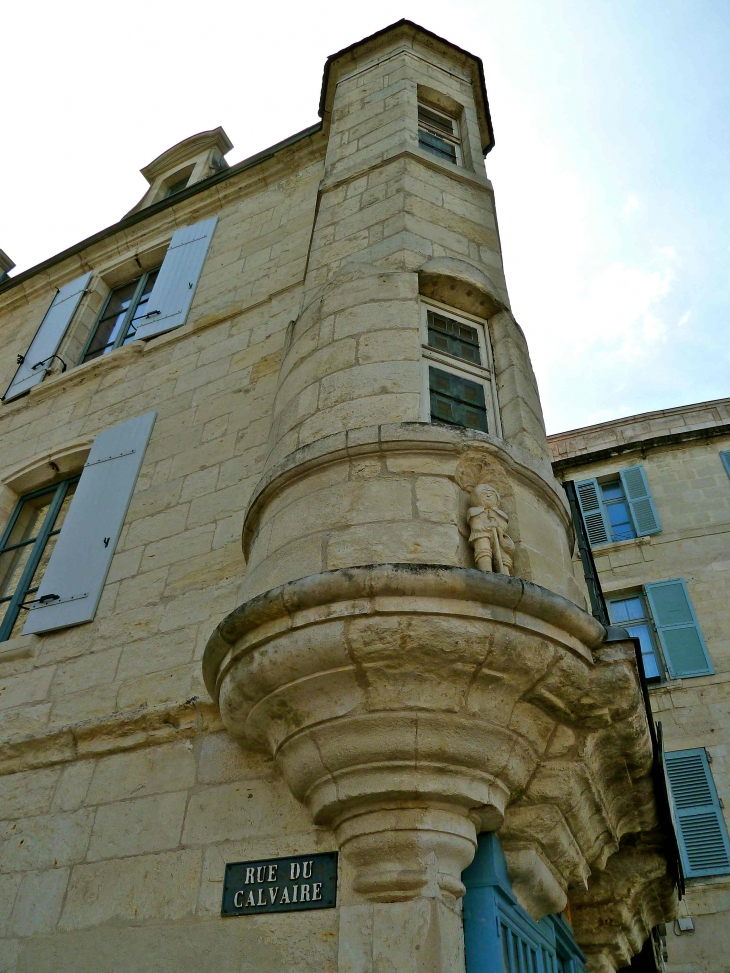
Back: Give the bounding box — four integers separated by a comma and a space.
470, 483, 501, 510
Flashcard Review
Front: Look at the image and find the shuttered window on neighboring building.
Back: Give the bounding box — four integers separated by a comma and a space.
644, 579, 713, 678
666, 749, 730, 878
575, 465, 660, 547
720, 450, 730, 479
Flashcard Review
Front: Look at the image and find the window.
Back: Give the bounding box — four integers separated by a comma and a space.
80, 269, 160, 363
666, 749, 730, 878
418, 103, 461, 165
608, 594, 663, 680
165, 175, 190, 198
575, 466, 661, 547
0, 478, 78, 641
421, 304, 498, 435
608, 580, 712, 682
4, 216, 218, 401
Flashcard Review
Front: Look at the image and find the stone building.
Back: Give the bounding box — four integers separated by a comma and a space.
549, 397, 730, 973
0, 20, 679, 973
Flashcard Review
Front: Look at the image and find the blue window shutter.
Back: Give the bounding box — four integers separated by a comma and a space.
666, 749, 730, 877
720, 451, 730, 479
575, 478, 610, 547
3, 272, 92, 401
463, 834, 582, 973
644, 579, 713, 678
133, 217, 217, 340
23, 411, 156, 634
619, 465, 661, 536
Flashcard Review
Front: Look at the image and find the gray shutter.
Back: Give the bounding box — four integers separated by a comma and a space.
133, 217, 217, 340
3, 272, 92, 402
619, 465, 661, 536
721, 451, 730, 479
644, 579, 713, 678
666, 749, 730, 877
23, 411, 156, 634
575, 478, 610, 547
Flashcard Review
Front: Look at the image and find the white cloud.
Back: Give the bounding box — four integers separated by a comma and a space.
623, 194, 641, 216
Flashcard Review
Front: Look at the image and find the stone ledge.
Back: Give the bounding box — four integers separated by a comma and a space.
243, 423, 566, 559
0, 696, 223, 776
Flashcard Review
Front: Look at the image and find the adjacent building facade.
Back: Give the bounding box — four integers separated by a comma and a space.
550, 397, 730, 973
0, 21, 680, 973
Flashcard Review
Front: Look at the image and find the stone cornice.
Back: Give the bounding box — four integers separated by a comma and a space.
551, 421, 730, 473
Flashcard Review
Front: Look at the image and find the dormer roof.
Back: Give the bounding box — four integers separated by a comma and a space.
127, 126, 233, 216
140, 127, 233, 185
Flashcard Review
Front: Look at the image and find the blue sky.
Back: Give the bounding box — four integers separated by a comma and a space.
2, 0, 727, 432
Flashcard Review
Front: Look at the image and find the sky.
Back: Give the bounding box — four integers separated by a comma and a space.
1, 0, 728, 433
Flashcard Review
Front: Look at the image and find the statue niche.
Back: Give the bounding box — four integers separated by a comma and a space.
467, 484, 515, 576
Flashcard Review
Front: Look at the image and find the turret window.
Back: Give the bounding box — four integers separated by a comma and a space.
420, 301, 499, 435
418, 103, 461, 165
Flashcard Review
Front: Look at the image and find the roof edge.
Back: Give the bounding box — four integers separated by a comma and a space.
0, 122, 323, 300
318, 19, 495, 156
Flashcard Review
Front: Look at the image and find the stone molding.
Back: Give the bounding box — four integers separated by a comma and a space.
243, 422, 568, 560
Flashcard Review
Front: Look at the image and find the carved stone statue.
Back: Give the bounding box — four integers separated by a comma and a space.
467, 484, 515, 576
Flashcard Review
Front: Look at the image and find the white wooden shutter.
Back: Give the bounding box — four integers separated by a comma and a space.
3, 272, 92, 402
23, 411, 156, 634
575, 478, 611, 547
644, 578, 713, 678
666, 749, 730, 877
619, 464, 661, 536
133, 217, 217, 340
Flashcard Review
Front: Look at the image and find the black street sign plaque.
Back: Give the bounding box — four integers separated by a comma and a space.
222, 852, 338, 917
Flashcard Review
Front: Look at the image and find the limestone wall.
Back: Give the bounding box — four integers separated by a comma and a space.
0, 730, 337, 972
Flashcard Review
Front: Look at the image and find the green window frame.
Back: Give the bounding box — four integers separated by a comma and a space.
79, 268, 160, 364
427, 309, 482, 364
429, 366, 488, 433
0, 478, 79, 642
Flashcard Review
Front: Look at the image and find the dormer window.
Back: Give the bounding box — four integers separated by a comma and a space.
418, 103, 461, 165
127, 126, 232, 215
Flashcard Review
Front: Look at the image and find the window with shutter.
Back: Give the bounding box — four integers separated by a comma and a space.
608, 595, 663, 680
720, 450, 730, 479
666, 749, 730, 877
3, 272, 92, 401
644, 579, 713, 678
619, 465, 661, 536
23, 411, 156, 635
133, 216, 217, 340
575, 479, 611, 547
